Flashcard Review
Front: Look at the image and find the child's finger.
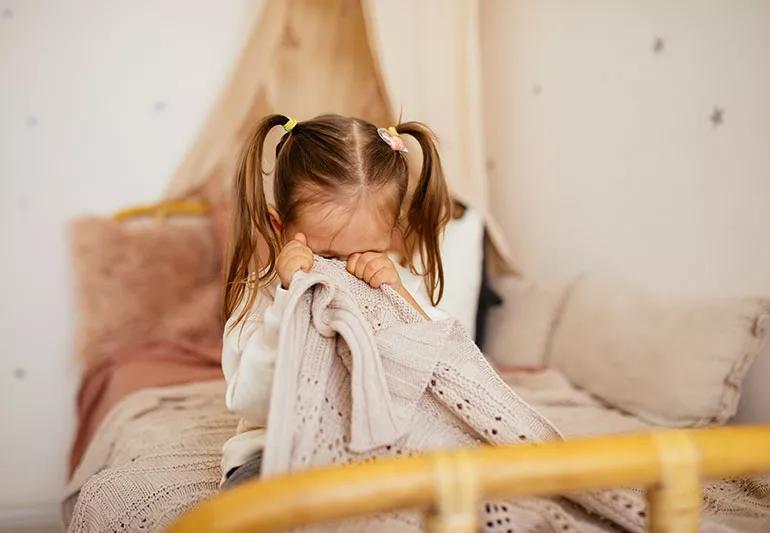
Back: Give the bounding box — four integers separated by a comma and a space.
286, 251, 312, 272
368, 265, 391, 288
294, 232, 307, 245
363, 256, 390, 283
346, 253, 361, 274
281, 241, 302, 255
294, 245, 313, 261
283, 245, 313, 264
283, 238, 309, 252
300, 253, 313, 272
287, 257, 308, 275
354, 252, 378, 279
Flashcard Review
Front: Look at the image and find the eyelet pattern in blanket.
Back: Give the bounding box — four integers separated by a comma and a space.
261, 258, 647, 532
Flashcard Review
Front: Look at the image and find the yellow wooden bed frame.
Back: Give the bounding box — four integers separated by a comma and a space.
112, 199, 209, 221
113, 203, 769, 532
168, 426, 770, 533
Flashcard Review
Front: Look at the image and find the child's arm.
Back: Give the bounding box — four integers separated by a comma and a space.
221, 287, 289, 425
222, 233, 313, 424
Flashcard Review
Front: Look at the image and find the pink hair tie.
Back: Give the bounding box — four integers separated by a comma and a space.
377, 126, 408, 153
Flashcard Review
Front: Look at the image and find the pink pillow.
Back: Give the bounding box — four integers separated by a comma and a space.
69, 216, 223, 365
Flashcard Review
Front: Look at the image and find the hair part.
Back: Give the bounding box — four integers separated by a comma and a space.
224, 114, 452, 328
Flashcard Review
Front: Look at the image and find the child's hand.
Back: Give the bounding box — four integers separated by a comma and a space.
276, 233, 313, 289
346, 252, 402, 289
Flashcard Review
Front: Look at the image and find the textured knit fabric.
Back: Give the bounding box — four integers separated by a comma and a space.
221, 266, 447, 483
64, 258, 770, 532
261, 258, 646, 532
64, 380, 770, 532
65, 380, 237, 533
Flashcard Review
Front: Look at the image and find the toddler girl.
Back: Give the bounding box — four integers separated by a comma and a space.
220, 114, 451, 487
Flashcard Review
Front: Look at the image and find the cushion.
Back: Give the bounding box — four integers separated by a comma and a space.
438, 206, 485, 338
484, 277, 569, 370
501, 369, 652, 437
548, 276, 770, 427
69, 215, 223, 365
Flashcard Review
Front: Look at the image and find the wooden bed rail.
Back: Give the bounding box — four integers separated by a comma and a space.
112, 199, 209, 221
168, 426, 770, 533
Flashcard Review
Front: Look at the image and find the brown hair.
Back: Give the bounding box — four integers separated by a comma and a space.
224, 113, 451, 327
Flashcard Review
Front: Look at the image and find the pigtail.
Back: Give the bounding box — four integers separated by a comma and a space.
396, 122, 452, 306
224, 114, 290, 328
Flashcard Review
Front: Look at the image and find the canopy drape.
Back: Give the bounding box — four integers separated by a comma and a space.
164, 0, 511, 267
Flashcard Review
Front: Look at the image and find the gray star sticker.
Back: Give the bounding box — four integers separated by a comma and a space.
653, 37, 665, 53
709, 107, 724, 127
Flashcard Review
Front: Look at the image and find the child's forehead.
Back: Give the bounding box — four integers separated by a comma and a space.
295, 200, 395, 257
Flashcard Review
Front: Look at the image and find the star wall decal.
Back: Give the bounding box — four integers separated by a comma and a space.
709, 107, 724, 127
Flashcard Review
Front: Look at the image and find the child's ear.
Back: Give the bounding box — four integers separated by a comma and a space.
267, 205, 282, 234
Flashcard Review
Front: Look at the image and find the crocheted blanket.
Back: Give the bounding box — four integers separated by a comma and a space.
261, 258, 647, 532
64, 258, 770, 532
63, 381, 770, 532
64, 380, 238, 533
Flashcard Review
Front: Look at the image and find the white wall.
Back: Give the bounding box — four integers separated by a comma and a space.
480, 0, 770, 297
0, 1, 254, 526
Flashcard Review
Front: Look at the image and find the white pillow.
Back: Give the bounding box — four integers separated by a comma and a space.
398, 207, 484, 337
548, 276, 770, 427
484, 277, 569, 369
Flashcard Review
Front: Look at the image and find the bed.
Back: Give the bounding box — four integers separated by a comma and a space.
62, 200, 770, 532
64, 369, 770, 532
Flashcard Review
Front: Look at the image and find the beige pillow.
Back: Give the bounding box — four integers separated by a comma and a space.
548, 277, 770, 427
484, 277, 569, 370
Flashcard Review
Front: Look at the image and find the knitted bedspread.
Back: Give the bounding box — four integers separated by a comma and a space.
64, 380, 238, 533
65, 259, 770, 532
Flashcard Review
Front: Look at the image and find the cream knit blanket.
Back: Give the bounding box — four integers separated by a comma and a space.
63, 368, 770, 531
262, 258, 647, 532
65, 258, 770, 532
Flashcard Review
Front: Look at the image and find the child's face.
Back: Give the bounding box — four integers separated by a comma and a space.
278, 195, 397, 260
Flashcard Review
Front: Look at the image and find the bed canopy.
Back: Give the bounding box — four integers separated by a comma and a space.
163, 0, 512, 269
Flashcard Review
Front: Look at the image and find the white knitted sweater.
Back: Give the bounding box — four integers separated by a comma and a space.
262, 258, 646, 532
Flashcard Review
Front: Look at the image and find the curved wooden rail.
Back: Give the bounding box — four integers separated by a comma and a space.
168, 426, 770, 533
112, 199, 209, 221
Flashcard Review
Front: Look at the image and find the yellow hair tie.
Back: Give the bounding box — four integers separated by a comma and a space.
387, 126, 399, 137
283, 117, 298, 133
